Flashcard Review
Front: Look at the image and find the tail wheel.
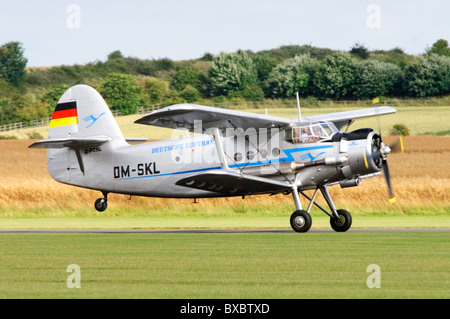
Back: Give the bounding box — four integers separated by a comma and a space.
290, 210, 312, 233
330, 209, 352, 232
94, 198, 107, 212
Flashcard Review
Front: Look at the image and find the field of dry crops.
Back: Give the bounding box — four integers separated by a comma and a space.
0, 136, 448, 216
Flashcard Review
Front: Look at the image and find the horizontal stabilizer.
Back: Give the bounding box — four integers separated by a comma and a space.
29, 137, 111, 174
29, 136, 111, 149
176, 169, 292, 196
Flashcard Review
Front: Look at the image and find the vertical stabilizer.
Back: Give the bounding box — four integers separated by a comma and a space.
30, 85, 125, 184
49, 84, 124, 140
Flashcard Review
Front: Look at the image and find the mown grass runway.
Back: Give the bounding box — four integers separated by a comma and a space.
0, 232, 448, 299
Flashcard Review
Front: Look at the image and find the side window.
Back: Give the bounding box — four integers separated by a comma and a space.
286, 122, 332, 144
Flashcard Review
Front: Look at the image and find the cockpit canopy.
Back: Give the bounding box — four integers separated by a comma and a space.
285, 121, 338, 144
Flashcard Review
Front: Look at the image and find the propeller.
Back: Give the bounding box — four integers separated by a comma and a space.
374, 104, 397, 204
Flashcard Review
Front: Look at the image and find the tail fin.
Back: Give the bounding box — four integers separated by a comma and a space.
49, 84, 124, 140
30, 85, 124, 177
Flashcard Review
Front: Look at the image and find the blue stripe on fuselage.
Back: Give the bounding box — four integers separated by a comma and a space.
115, 144, 333, 180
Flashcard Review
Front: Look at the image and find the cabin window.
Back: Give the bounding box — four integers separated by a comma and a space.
286, 121, 338, 144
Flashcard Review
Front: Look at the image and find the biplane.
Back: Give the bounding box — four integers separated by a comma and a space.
30, 85, 396, 232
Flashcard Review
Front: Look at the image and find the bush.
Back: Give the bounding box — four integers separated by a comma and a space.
41, 84, 69, 113
349, 42, 370, 59
179, 85, 201, 103
143, 77, 170, 104
227, 84, 265, 101
265, 54, 317, 98
252, 54, 276, 84
354, 59, 402, 99
402, 55, 450, 97
312, 52, 357, 99
390, 124, 410, 136
0, 134, 18, 140
12, 94, 48, 124
171, 67, 207, 92
26, 130, 43, 139
0, 98, 14, 124
209, 51, 258, 96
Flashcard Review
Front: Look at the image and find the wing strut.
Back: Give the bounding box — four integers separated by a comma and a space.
291, 184, 302, 210
210, 127, 229, 170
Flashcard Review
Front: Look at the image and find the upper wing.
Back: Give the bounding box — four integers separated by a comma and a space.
135, 103, 397, 132
134, 103, 292, 132
302, 106, 397, 130
176, 169, 292, 196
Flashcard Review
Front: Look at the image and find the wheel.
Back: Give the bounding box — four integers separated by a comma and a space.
290, 210, 312, 233
94, 198, 107, 212
330, 209, 352, 232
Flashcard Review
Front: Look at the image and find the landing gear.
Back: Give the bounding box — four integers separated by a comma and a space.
330, 209, 352, 232
290, 210, 312, 233
94, 192, 108, 212
289, 185, 352, 233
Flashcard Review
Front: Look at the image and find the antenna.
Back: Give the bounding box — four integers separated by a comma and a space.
296, 92, 302, 122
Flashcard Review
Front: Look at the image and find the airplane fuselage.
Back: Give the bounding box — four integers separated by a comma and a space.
48, 129, 376, 198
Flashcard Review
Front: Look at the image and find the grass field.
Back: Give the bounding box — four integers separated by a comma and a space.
0, 232, 448, 299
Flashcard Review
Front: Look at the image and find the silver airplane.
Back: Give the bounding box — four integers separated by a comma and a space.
30, 84, 396, 232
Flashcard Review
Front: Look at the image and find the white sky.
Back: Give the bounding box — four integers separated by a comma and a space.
0, 0, 449, 67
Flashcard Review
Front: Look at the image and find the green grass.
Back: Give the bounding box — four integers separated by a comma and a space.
431, 130, 450, 136
0, 215, 450, 230
0, 232, 448, 298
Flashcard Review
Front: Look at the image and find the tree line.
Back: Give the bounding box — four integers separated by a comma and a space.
0, 40, 449, 125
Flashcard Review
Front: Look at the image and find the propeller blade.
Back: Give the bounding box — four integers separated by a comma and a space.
373, 104, 396, 203
390, 136, 404, 153
382, 159, 396, 204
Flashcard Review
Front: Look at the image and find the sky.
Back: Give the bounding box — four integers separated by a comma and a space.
0, 0, 449, 67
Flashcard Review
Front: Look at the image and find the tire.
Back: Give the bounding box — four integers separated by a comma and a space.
290, 210, 312, 233
330, 209, 352, 232
94, 198, 107, 212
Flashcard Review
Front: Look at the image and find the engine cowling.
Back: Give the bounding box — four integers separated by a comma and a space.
342, 131, 390, 178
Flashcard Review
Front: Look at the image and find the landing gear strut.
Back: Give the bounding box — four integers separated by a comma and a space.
94, 192, 108, 212
290, 185, 352, 233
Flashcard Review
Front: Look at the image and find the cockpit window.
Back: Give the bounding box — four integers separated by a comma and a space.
285, 121, 338, 144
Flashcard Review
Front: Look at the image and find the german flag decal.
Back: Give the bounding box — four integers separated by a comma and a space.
50, 101, 78, 128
